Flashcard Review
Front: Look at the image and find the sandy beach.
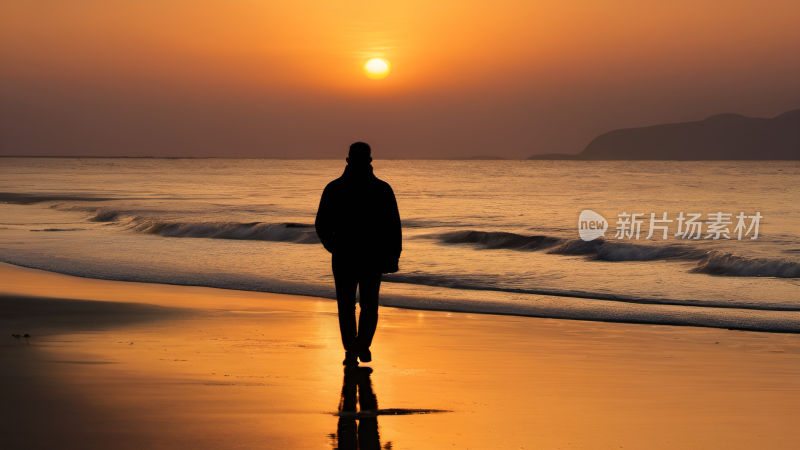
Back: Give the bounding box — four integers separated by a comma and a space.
1, 262, 798, 449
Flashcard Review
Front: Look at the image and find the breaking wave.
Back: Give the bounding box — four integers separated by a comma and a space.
382, 272, 800, 310
55, 205, 321, 243
433, 230, 704, 260
1, 192, 114, 204
692, 252, 800, 278
124, 217, 320, 244
545, 239, 602, 255
593, 242, 706, 261
89, 209, 120, 222
429, 230, 798, 275
437, 230, 560, 250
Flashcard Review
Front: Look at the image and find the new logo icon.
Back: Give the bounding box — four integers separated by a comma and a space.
578, 210, 608, 241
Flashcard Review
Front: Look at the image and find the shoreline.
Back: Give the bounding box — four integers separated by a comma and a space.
2, 261, 798, 334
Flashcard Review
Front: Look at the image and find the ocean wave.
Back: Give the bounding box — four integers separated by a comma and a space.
382, 272, 800, 311
90, 209, 120, 222
401, 219, 472, 228
124, 216, 320, 244
55, 205, 125, 222
436, 230, 561, 250
433, 230, 706, 261
426, 230, 798, 277
29, 228, 85, 232
692, 252, 800, 278
546, 239, 602, 255
53, 205, 321, 244
593, 242, 706, 261
1, 192, 114, 204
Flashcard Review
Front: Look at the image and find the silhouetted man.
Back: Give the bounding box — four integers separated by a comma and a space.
315, 142, 402, 365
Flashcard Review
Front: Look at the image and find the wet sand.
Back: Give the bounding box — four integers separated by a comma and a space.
1, 262, 798, 449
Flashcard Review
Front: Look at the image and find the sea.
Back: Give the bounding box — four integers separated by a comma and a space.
1, 158, 798, 332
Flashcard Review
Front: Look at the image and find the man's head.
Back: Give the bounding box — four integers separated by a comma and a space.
347, 142, 372, 164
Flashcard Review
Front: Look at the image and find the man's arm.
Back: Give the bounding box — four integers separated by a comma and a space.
387, 185, 402, 263
315, 185, 337, 254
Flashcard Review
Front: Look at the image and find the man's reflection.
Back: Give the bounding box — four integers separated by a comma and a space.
330, 366, 389, 450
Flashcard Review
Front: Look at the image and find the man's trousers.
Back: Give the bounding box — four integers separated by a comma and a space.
332, 256, 382, 353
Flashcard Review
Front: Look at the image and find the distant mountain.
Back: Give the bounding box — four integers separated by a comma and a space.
528, 109, 800, 160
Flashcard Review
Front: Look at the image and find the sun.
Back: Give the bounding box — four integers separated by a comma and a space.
364, 58, 390, 79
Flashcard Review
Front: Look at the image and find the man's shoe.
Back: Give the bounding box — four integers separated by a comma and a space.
358, 348, 372, 363
343, 351, 359, 366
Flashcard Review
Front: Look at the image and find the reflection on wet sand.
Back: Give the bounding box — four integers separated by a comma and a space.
329, 366, 449, 450
333, 366, 381, 449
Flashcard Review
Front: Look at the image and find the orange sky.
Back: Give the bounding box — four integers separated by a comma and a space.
2, 0, 799, 158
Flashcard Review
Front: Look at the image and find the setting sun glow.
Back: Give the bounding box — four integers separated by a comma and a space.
364, 58, 390, 79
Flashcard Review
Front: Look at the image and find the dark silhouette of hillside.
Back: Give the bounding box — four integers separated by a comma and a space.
528, 109, 800, 160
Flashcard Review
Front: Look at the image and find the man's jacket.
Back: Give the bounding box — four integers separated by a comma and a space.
315, 163, 402, 273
